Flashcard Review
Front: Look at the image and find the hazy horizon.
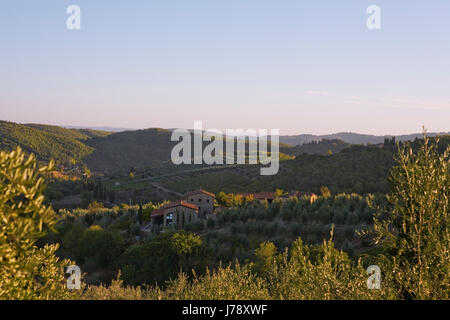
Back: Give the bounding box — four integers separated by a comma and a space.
3, 120, 448, 137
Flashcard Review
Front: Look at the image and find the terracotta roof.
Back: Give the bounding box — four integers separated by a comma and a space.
151, 208, 164, 217
253, 192, 276, 200
151, 201, 199, 217
165, 200, 199, 210
164, 200, 199, 210
185, 189, 216, 199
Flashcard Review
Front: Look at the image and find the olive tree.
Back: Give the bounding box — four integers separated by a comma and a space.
0, 147, 76, 299
372, 133, 449, 299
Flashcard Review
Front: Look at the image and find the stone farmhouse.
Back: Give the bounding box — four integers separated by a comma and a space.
185, 189, 215, 218
151, 200, 199, 228
151, 189, 216, 228
150, 189, 316, 229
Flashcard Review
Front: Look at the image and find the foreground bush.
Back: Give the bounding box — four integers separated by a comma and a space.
370, 133, 449, 299
0, 147, 75, 299
82, 234, 381, 300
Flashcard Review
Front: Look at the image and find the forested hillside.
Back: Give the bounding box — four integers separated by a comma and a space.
2, 121, 447, 180
0, 121, 94, 164
82, 128, 176, 173
161, 144, 395, 195
280, 139, 351, 156
0, 121, 174, 171
161, 136, 450, 196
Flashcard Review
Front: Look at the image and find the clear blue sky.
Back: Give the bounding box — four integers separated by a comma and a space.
1, 0, 449, 135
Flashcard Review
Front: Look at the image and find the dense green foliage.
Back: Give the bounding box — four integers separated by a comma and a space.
281, 139, 351, 156
163, 136, 449, 196
83, 234, 383, 300
0, 121, 94, 165
82, 128, 176, 173
119, 231, 212, 287
45, 191, 379, 287
163, 145, 395, 194
210, 193, 380, 256
24, 123, 99, 141
369, 134, 449, 299
47, 203, 156, 284
0, 147, 75, 299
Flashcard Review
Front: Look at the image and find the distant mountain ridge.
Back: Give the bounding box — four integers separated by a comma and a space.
63, 125, 135, 132
279, 131, 450, 146
62, 125, 449, 146
1, 120, 448, 174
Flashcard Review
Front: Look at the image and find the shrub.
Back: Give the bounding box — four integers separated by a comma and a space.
370, 134, 450, 299
0, 147, 76, 299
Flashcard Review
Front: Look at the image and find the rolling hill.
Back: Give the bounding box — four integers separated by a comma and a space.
82, 128, 176, 173
0, 121, 294, 174
279, 131, 450, 146
1, 121, 448, 183
280, 139, 351, 156
0, 121, 95, 164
